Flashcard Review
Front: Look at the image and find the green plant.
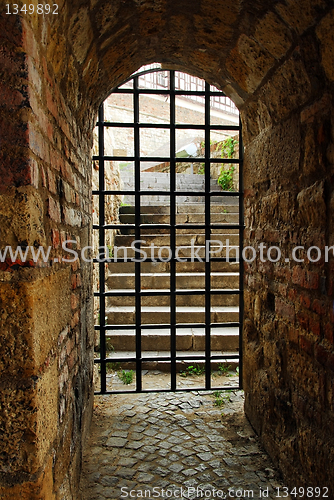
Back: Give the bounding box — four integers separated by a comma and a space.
217, 165, 235, 191
218, 364, 232, 376
120, 201, 130, 207
180, 364, 205, 377
212, 389, 234, 407
221, 136, 238, 159
198, 163, 205, 175
118, 369, 134, 385
216, 136, 239, 191
213, 390, 224, 407
236, 366, 239, 375
107, 245, 114, 258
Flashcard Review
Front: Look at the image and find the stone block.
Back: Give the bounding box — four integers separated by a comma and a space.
226, 35, 275, 93
0, 457, 56, 500
316, 8, 334, 82
0, 359, 58, 476
262, 56, 312, 121
275, 298, 295, 323
243, 116, 301, 191
69, 8, 94, 65
0, 269, 71, 376
0, 187, 46, 248
255, 12, 292, 60
276, 0, 327, 35
297, 181, 326, 228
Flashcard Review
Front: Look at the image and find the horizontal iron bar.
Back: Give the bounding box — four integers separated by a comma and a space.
95, 354, 239, 363
92, 189, 241, 196
92, 156, 241, 163
94, 386, 241, 395
99, 122, 239, 131
110, 88, 228, 97
92, 223, 242, 230
92, 257, 241, 263
95, 322, 240, 330
94, 289, 241, 297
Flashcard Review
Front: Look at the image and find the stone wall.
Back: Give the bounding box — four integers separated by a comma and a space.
91, 128, 122, 322
1, 1, 334, 498
0, 11, 94, 500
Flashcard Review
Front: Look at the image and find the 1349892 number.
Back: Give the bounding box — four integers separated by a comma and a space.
6, 4, 58, 14
276, 487, 329, 498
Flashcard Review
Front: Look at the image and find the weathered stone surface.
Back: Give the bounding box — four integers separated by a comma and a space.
255, 12, 292, 60
69, 8, 94, 65
0, 458, 56, 500
316, 8, 334, 82
262, 56, 312, 122
297, 181, 326, 228
226, 35, 275, 93
1, 1, 334, 498
276, 0, 327, 35
0, 270, 71, 375
0, 360, 58, 476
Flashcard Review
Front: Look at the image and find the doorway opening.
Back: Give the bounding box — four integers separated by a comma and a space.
92, 65, 244, 394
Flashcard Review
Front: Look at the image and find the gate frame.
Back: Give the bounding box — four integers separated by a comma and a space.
92, 68, 244, 394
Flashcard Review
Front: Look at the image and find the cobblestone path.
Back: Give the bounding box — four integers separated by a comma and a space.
80, 389, 290, 499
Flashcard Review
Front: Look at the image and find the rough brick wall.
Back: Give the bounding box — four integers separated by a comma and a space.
1, 0, 334, 498
0, 10, 94, 500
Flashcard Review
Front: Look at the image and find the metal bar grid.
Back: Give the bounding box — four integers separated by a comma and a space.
94, 69, 243, 394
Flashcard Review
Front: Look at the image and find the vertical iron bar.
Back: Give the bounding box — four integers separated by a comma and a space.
170, 71, 177, 391
204, 82, 211, 390
98, 103, 106, 393
238, 115, 244, 389
134, 76, 142, 392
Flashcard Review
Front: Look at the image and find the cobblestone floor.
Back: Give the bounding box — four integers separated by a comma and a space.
80, 382, 291, 500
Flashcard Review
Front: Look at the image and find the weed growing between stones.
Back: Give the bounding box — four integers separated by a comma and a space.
118, 369, 134, 384
212, 389, 234, 407
180, 364, 205, 377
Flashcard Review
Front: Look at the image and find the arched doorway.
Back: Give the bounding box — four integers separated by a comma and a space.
93, 66, 243, 394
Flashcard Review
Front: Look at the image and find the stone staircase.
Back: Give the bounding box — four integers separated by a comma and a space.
121, 172, 226, 205
105, 193, 240, 370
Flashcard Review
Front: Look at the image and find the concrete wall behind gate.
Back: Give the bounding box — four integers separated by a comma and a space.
1, 1, 334, 498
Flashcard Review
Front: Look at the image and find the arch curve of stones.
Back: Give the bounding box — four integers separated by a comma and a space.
1, 1, 334, 498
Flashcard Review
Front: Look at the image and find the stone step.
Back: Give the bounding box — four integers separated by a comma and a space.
119, 212, 239, 225
106, 272, 239, 290
114, 233, 239, 247
118, 226, 239, 235
107, 261, 240, 273
102, 326, 239, 351
111, 244, 239, 259
176, 204, 239, 214
105, 292, 239, 307
120, 202, 239, 214
123, 195, 210, 205
106, 306, 239, 325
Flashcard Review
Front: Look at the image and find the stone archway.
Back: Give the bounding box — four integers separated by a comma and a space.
1, 1, 334, 498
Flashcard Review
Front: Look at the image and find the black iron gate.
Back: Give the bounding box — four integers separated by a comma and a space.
92, 68, 243, 394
